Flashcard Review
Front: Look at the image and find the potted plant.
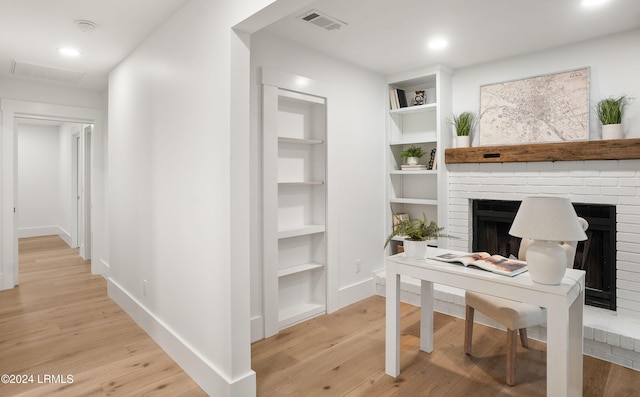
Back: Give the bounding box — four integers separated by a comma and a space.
452, 111, 476, 148
384, 213, 451, 259
596, 95, 630, 140
400, 145, 424, 165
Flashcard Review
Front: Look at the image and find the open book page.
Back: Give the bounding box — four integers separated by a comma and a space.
430, 252, 528, 277
431, 252, 490, 266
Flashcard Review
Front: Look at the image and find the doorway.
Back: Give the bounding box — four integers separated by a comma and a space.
0, 99, 101, 289
16, 118, 92, 257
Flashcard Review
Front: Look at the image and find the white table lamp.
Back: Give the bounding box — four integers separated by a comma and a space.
509, 196, 587, 285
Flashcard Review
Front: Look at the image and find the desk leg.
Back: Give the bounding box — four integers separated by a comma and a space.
420, 280, 434, 353
547, 289, 584, 397
385, 265, 400, 377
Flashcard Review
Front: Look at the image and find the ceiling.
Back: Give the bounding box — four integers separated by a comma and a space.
260, 0, 640, 76
0, 0, 638, 92
0, 0, 189, 91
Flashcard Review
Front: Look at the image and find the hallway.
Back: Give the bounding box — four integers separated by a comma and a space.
0, 235, 206, 396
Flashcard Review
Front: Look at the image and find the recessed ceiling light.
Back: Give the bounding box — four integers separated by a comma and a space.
580, 0, 608, 7
59, 47, 81, 57
428, 38, 448, 50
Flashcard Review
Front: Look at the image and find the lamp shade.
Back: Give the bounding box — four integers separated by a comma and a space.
509, 197, 587, 242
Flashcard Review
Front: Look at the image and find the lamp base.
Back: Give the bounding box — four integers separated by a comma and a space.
525, 240, 567, 285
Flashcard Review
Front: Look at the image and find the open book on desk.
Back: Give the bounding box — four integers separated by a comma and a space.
429, 252, 528, 277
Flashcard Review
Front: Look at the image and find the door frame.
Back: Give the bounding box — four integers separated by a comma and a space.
1, 99, 101, 289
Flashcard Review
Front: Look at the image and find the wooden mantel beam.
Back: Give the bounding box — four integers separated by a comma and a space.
444, 138, 640, 164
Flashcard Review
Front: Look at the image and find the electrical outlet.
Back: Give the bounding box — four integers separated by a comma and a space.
142, 279, 148, 297
355, 259, 362, 273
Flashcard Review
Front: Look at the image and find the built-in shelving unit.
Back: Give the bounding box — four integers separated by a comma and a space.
385, 69, 452, 254
262, 77, 327, 337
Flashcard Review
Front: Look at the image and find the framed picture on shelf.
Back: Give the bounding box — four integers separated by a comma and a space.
392, 213, 409, 231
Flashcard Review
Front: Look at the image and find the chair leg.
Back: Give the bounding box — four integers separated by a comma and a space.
519, 328, 529, 348
464, 305, 474, 355
506, 329, 517, 386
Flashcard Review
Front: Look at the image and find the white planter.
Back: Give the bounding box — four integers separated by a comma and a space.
403, 239, 428, 259
406, 156, 419, 165
456, 135, 471, 148
602, 124, 623, 140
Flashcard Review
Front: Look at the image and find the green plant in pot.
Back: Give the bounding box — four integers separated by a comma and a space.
451, 111, 476, 148
385, 213, 452, 259
596, 95, 630, 140
400, 145, 424, 165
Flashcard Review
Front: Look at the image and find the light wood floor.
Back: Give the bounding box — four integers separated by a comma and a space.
253, 296, 640, 397
0, 235, 206, 397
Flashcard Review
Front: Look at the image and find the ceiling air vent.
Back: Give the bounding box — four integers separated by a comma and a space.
298, 10, 347, 31
12, 60, 84, 84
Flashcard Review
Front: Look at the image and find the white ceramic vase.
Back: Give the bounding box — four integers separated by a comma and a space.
406, 156, 420, 165
456, 135, 471, 148
403, 239, 428, 259
602, 124, 623, 140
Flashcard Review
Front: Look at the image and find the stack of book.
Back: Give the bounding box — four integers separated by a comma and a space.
400, 164, 427, 170
389, 88, 408, 110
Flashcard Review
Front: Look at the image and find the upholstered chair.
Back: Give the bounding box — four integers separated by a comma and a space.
464, 217, 588, 385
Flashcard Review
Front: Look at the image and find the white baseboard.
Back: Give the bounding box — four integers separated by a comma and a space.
338, 276, 376, 310
107, 278, 256, 396
93, 259, 109, 277
250, 315, 264, 343
18, 225, 62, 238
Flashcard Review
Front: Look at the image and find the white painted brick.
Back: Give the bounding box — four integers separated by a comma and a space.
617, 262, 640, 274
585, 178, 620, 186
618, 280, 640, 291
539, 186, 572, 195
619, 196, 640, 205
569, 169, 600, 177
634, 361, 640, 370
591, 195, 620, 205
619, 214, 640, 224
620, 178, 640, 187
570, 186, 602, 195
552, 161, 585, 171
618, 270, 640, 283
618, 205, 640, 214
618, 289, 640, 303
636, 339, 640, 353
602, 187, 638, 196
585, 160, 620, 171
612, 346, 640, 362
586, 338, 612, 355
584, 326, 594, 340
594, 328, 608, 342
618, 223, 640, 234
601, 169, 638, 178
621, 335, 636, 350
607, 332, 621, 347
617, 251, 640, 263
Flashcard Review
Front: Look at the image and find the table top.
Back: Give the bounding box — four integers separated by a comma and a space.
387, 248, 586, 304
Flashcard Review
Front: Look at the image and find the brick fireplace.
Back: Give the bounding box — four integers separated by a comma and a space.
446, 159, 640, 321
439, 156, 640, 369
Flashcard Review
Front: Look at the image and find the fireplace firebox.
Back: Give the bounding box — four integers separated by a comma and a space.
472, 199, 616, 310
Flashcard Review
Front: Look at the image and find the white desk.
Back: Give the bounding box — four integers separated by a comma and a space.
385, 248, 585, 396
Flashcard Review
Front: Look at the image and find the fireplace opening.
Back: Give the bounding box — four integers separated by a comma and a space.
472, 199, 616, 310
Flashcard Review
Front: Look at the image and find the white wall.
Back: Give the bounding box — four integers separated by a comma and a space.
17, 124, 60, 237
249, 32, 387, 339
16, 122, 82, 243
106, 0, 302, 395
452, 28, 640, 144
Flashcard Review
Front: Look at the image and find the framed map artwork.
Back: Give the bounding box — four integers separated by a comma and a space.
479, 67, 590, 145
